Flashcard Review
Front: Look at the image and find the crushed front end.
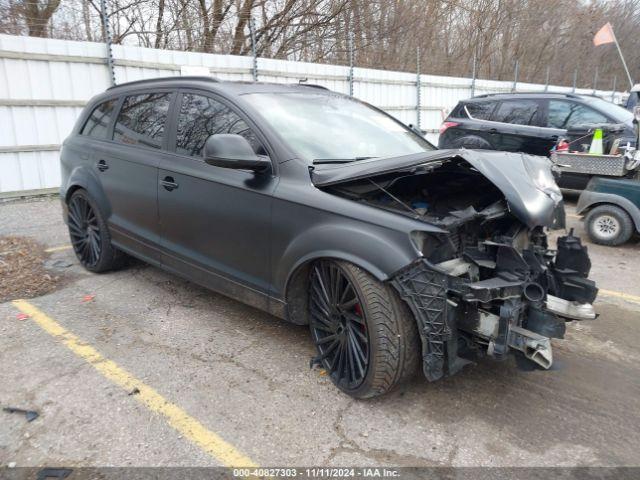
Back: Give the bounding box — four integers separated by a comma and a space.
392, 226, 597, 380
386, 153, 598, 379
315, 149, 599, 379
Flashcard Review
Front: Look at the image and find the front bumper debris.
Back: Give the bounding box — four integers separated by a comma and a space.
392, 230, 598, 380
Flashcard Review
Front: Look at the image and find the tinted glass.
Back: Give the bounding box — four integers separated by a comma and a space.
465, 101, 496, 120
175, 93, 262, 157
493, 100, 539, 125
113, 93, 171, 149
81, 100, 116, 138
243, 92, 434, 161
547, 100, 609, 129
581, 96, 633, 123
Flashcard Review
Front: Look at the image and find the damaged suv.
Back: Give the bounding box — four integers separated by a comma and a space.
61, 77, 598, 398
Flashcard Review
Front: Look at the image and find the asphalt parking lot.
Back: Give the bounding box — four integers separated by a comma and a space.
1, 195, 639, 468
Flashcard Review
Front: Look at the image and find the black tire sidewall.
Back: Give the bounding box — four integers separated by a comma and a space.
586, 205, 634, 246
68, 189, 119, 272
310, 260, 418, 399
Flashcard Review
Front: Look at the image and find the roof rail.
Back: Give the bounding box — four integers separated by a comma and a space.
472, 91, 581, 99
294, 82, 329, 90
107, 75, 219, 90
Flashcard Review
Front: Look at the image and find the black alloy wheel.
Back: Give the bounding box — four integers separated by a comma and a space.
66, 189, 123, 273
68, 193, 102, 268
310, 260, 370, 389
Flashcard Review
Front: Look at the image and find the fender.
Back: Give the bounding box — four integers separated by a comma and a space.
64, 164, 112, 219
275, 222, 420, 300
576, 190, 640, 232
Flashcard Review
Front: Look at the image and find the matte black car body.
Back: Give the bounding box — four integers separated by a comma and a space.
61, 77, 598, 395
438, 92, 637, 189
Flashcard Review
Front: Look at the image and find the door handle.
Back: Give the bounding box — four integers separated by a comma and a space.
161, 176, 179, 191
97, 159, 109, 172
488, 128, 498, 134
549, 135, 559, 141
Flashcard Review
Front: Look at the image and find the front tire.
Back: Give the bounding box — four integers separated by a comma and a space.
585, 204, 634, 246
309, 260, 420, 398
67, 189, 124, 272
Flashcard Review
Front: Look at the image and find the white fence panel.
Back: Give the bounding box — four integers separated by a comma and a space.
0, 34, 625, 197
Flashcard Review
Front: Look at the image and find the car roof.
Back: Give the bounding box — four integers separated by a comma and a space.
104, 76, 330, 97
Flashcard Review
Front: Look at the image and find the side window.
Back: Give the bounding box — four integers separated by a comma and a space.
547, 100, 572, 129
569, 103, 608, 127
547, 100, 609, 129
465, 101, 496, 120
492, 100, 539, 125
81, 99, 117, 139
113, 93, 171, 149
175, 93, 264, 157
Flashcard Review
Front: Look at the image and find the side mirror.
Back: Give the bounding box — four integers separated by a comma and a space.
203, 134, 270, 172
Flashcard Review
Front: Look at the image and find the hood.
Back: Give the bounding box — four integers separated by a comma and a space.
311, 149, 566, 229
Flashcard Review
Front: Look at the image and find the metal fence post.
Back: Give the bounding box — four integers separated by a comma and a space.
611, 75, 617, 102
572, 69, 577, 92
592, 66, 598, 94
544, 66, 550, 92
249, 15, 258, 81
100, 0, 116, 86
470, 51, 477, 97
512, 60, 519, 92
348, 32, 354, 97
416, 47, 421, 129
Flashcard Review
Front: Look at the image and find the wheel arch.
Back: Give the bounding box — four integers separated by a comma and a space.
577, 192, 640, 233
64, 167, 112, 218
452, 134, 493, 149
279, 226, 419, 325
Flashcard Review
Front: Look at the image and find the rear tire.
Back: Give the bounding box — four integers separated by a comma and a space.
585, 204, 634, 246
67, 189, 125, 272
309, 260, 420, 398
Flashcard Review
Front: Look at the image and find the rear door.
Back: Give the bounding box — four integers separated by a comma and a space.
490, 99, 549, 155
95, 90, 175, 264
158, 90, 277, 309
457, 101, 500, 148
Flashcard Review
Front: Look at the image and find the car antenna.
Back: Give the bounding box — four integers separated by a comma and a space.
367, 179, 420, 217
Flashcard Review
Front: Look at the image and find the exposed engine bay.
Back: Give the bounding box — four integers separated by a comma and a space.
316, 152, 598, 380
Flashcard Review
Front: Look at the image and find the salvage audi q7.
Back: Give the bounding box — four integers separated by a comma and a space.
60, 77, 598, 398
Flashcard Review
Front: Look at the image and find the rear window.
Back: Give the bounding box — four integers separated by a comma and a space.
464, 101, 496, 120
113, 93, 171, 149
81, 100, 117, 139
492, 100, 539, 125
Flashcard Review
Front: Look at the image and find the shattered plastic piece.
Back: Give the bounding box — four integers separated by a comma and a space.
3, 406, 39, 422
128, 387, 140, 396
16, 313, 29, 321
82, 294, 96, 302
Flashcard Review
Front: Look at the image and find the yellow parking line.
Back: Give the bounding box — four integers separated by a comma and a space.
12, 299, 258, 468
44, 245, 72, 253
599, 289, 640, 305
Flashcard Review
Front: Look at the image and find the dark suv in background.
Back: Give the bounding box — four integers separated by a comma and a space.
438, 92, 636, 157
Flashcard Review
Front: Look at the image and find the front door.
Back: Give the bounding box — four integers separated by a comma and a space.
158, 91, 277, 309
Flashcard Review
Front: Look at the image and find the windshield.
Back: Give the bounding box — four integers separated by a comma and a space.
582, 96, 634, 123
243, 92, 434, 161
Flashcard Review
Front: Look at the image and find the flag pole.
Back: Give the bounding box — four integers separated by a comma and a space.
611, 27, 634, 89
